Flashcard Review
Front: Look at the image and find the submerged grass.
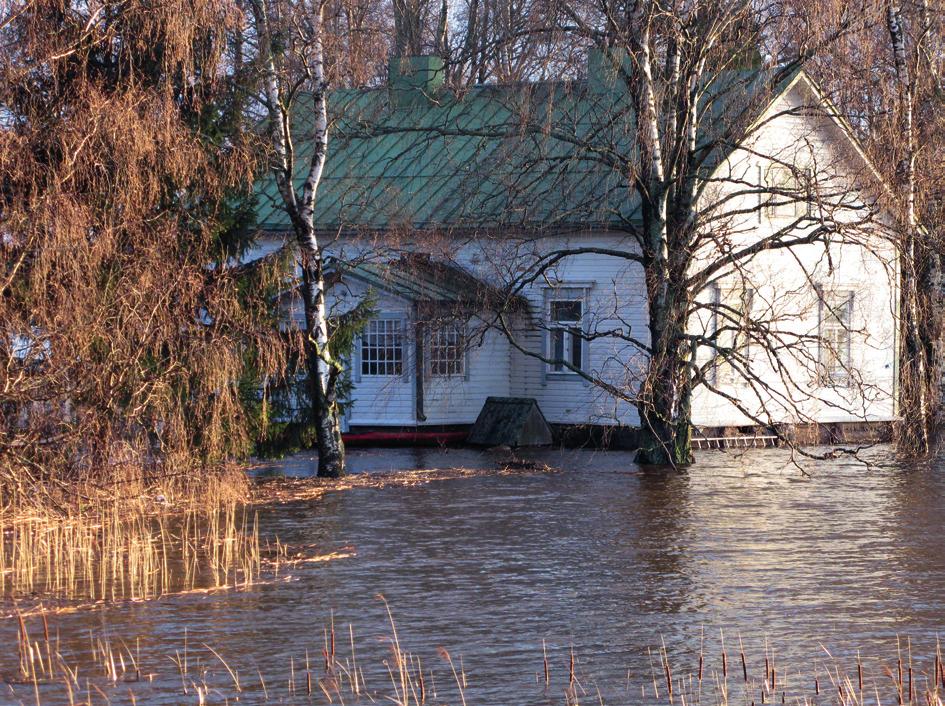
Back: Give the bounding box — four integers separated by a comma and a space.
249, 459, 559, 506
0, 464, 267, 605
4, 605, 945, 706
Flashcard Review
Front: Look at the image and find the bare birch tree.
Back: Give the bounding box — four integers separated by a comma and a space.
884, 0, 933, 453
247, 0, 393, 474
247, 0, 350, 477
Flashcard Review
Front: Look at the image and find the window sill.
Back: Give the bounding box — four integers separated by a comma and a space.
545, 371, 586, 381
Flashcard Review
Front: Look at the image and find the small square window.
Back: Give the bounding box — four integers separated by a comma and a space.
550, 300, 582, 323
766, 164, 809, 218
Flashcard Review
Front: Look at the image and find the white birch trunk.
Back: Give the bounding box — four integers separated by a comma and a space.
251, 0, 346, 476
629, 3, 693, 465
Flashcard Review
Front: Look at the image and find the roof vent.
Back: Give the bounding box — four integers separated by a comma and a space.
389, 55, 445, 107
587, 46, 631, 95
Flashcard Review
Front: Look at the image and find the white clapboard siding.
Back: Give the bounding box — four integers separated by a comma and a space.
689, 77, 897, 428
421, 325, 512, 424
334, 280, 416, 426
454, 234, 650, 426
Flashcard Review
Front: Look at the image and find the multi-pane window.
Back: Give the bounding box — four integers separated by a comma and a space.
765, 164, 809, 218
361, 318, 404, 376
819, 291, 853, 384
715, 286, 754, 384
549, 298, 584, 373
429, 323, 465, 377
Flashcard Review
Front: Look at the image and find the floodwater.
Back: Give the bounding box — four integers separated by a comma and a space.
3, 445, 945, 705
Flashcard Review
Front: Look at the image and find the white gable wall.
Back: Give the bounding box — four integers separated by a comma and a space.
689, 77, 898, 428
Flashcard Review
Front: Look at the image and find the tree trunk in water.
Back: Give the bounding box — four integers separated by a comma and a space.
300, 262, 346, 478
306, 350, 345, 477
635, 300, 694, 467
251, 0, 347, 477
627, 6, 694, 467
637, 404, 693, 466
887, 0, 936, 454
893, 240, 932, 456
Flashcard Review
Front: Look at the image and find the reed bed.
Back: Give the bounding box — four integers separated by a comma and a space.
5, 604, 944, 706
0, 502, 264, 602
0, 464, 276, 606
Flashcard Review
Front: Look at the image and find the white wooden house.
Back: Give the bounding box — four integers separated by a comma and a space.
251, 51, 899, 443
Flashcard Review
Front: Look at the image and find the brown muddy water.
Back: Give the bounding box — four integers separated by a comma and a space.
2, 445, 944, 704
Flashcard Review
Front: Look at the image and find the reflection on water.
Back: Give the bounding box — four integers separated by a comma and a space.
3, 445, 945, 704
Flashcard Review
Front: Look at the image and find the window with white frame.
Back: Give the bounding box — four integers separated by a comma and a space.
765, 164, 810, 218
361, 318, 404, 376
714, 285, 755, 384
428, 323, 465, 377
547, 292, 585, 374
819, 290, 853, 384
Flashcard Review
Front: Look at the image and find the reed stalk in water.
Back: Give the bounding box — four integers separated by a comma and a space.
6, 606, 945, 706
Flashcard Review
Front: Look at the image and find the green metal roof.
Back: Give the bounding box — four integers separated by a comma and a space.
254, 68, 792, 232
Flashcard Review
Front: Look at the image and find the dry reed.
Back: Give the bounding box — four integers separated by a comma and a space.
6, 604, 945, 706
0, 504, 264, 603
0, 464, 268, 604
